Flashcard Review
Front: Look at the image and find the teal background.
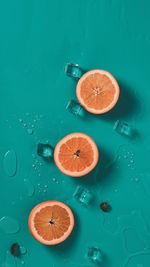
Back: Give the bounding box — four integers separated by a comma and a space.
0, 0, 150, 266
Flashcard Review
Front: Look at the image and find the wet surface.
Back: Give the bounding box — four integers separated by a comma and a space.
3, 150, 17, 177
0, 0, 150, 266
0, 217, 20, 235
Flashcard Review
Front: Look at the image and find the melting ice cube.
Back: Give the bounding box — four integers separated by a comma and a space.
87, 247, 102, 265
114, 120, 134, 138
65, 63, 83, 79
37, 143, 54, 158
73, 186, 93, 206
66, 99, 85, 117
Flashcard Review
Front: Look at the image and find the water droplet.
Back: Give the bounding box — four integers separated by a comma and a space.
3, 150, 17, 177
20, 246, 27, 255
19, 119, 23, 123
21, 260, 25, 265
52, 178, 56, 182
44, 185, 48, 188
37, 183, 40, 186
0, 216, 20, 234
24, 179, 35, 197
23, 123, 27, 128
27, 129, 34, 135
31, 124, 35, 128
43, 189, 47, 193
130, 159, 134, 164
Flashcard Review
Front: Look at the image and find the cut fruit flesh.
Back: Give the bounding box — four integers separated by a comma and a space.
54, 132, 99, 177
28, 201, 74, 245
76, 69, 120, 114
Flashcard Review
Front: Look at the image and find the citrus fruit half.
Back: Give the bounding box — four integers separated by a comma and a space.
76, 69, 120, 114
28, 201, 74, 245
54, 132, 99, 177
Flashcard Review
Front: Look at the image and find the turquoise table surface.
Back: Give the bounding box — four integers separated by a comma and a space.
0, 0, 150, 266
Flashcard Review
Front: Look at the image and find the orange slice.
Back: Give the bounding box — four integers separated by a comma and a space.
76, 69, 120, 114
54, 132, 99, 177
28, 201, 74, 245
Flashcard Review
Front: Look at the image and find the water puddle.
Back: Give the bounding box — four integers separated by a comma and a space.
0, 216, 20, 234
24, 179, 35, 197
3, 251, 16, 267
124, 252, 150, 267
118, 211, 148, 254
137, 172, 150, 198
102, 214, 119, 234
3, 150, 17, 177
123, 227, 146, 253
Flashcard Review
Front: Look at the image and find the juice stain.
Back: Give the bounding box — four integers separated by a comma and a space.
3, 150, 17, 177
0, 216, 20, 234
